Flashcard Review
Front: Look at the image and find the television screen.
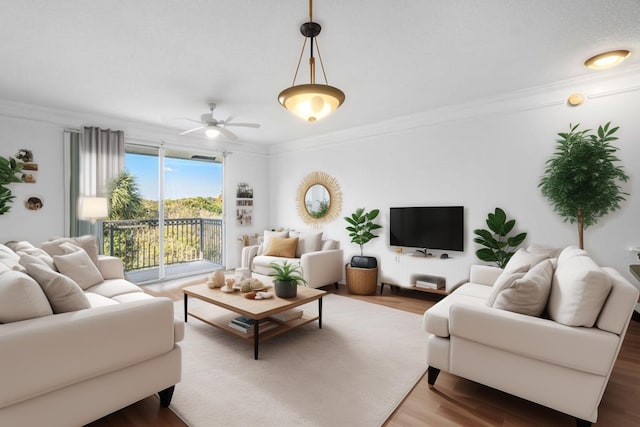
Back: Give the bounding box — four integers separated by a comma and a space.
389, 206, 464, 251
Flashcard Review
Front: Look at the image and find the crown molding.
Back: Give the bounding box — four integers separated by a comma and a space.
269, 64, 640, 156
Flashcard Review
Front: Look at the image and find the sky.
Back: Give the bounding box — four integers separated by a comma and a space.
125, 152, 222, 200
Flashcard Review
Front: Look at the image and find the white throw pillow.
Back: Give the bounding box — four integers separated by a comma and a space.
503, 247, 551, 274
0, 270, 53, 322
25, 263, 91, 314
0, 243, 25, 272
289, 231, 323, 257
17, 247, 56, 270
492, 259, 554, 317
557, 245, 588, 264
53, 249, 104, 289
19, 253, 54, 271
486, 265, 528, 307
548, 254, 612, 327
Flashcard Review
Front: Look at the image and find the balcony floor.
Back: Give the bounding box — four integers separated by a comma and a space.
125, 260, 222, 284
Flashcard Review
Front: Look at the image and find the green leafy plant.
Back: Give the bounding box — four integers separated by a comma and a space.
0, 155, 24, 215
268, 260, 308, 287
344, 208, 382, 256
539, 122, 629, 249
473, 207, 527, 268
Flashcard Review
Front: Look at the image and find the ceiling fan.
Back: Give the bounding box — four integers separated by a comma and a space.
179, 103, 260, 140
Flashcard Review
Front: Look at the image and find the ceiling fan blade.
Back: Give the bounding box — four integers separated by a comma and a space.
216, 126, 238, 140
174, 118, 203, 124
225, 123, 261, 128
179, 125, 206, 135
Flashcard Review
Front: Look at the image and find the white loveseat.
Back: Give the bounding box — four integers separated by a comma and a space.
0, 238, 183, 427
423, 245, 639, 427
241, 230, 343, 289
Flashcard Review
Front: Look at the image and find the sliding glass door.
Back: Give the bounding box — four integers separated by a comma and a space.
103, 144, 224, 283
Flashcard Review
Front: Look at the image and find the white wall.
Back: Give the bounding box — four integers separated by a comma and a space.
268, 70, 640, 291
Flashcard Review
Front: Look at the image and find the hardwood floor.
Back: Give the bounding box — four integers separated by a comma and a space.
89, 280, 640, 427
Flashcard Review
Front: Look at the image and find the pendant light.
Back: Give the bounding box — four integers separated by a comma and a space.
278, 0, 345, 122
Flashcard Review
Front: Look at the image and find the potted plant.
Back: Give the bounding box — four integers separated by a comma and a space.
269, 260, 307, 298
473, 207, 527, 268
0, 155, 24, 215
344, 207, 382, 295
539, 122, 629, 249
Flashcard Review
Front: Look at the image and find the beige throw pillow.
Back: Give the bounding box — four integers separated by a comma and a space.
263, 237, 299, 258
25, 264, 91, 314
486, 265, 528, 307
261, 230, 289, 255
41, 235, 100, 266
53, 249, 104, 289
19, 253, 54, 271
0, 270, 53, 322
492, 259, 554, 317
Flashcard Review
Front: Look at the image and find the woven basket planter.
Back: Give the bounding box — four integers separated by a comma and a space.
345, 264, 378, 295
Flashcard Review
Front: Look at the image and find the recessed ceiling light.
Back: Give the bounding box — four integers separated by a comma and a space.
584, 50, 630, 69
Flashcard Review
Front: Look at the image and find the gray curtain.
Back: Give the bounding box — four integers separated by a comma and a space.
69, 127, 124, 237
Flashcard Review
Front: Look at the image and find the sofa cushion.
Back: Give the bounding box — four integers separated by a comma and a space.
557, 245, 588, 263
0, 270, 53, 322
252, 255, 300, 276
503, 247, 550, 274
84, 292, 120, 308
41, 235, 100, 266
548, 254, 612, 327
491, 259, 554, 317
25, 263, 91, 314
53, 249, 104, 289
85, 279, 143, 298
289, 231, 323, 257
261, 230, 289, 255
423, 286, 489, 337
263, 237, 299, 258
0, 243, 24, 272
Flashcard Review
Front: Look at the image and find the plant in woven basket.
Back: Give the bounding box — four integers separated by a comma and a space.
539, 122, 629, 249
473, 207, 527, 269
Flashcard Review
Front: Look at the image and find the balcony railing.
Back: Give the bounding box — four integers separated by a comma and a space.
102, 218, 223, 272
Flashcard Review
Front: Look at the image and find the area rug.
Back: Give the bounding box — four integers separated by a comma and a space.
170, 293, 427, 427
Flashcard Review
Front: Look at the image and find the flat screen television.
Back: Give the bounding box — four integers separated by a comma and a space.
389, 206, 464, 251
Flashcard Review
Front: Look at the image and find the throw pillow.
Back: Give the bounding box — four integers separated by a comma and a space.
263, 237, 299, 258
547, 254, 612, 327
16, 247, 56, 270
503, 247, 551, 274
18, 253, 54, 271
289, 231, 323, 257
25, 263, 91, 314
41, 235, 100, 266
492, 259, 554, 317
557, 245, 588, 264
53, 249, 104, 289
485, 265, 528, 307
261, 230, 289, 255
0, 270, 53, 322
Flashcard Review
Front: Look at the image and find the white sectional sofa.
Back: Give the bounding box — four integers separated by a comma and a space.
423, 245, 638, 427
241, 230, 343, 289
0, 237, 183, 427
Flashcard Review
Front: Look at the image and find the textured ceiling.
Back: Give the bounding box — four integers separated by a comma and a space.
1, 0, 639, 145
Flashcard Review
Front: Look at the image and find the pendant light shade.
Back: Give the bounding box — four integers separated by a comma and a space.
278, 0, 344, 122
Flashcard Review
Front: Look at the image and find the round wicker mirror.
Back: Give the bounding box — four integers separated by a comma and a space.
297, 171, 342, 225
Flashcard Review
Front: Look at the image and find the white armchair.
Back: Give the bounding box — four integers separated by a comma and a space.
241, 230, 343, 289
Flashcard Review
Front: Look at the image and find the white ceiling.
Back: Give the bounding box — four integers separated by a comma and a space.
1, 0, 639, 145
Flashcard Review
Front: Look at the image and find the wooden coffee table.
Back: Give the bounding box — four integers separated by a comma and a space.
183, 283, 326, 359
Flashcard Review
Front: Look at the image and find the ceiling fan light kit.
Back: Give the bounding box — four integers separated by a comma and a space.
179, 103, 260, 140
278, 0, 345, 122
584, 49, 630, 69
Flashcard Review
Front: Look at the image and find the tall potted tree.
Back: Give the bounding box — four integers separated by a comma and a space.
344, 207, 382, 295
539, 122, 629, 249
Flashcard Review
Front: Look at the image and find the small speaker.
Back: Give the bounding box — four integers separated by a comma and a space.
350, 256, 377, 269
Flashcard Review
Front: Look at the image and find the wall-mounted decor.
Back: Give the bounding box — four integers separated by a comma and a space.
25, 196, 43, 210
236, 182, 253, 225
296, 171, 342, 225
16, 149, 37, 183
